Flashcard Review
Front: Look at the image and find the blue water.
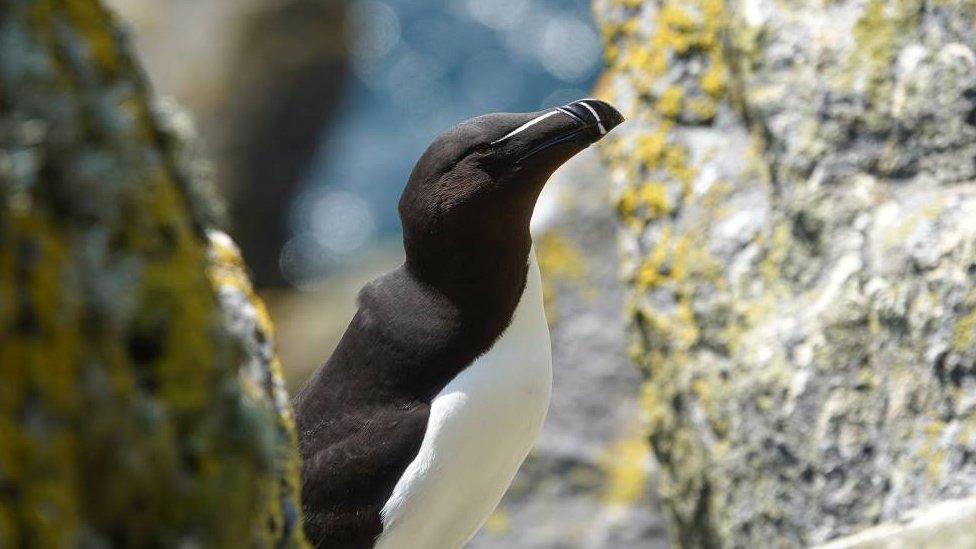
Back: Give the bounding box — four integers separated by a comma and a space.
283, 0, 601, 283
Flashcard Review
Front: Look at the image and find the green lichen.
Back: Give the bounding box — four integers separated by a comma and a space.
953, 308, 976, 351
850, 0, 923, 129
760, 222, 792, 283
0, 1, 306, 546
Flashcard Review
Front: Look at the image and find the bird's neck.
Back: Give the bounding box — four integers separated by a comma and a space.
406, 238, 532, 324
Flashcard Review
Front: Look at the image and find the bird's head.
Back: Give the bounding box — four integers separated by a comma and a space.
399, 99, 624, 285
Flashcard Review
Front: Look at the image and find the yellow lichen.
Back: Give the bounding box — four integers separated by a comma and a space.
597, 2, 736, 544
483, 508, 512, 535
609, 0, 728, 122
207, 230, 276, 336
700, 53, 727, 98
61, 0, 121, 75
920, 421, 947, 481
658, 86, 685, 119
851, 0, 922, 123
618, 182, 671, 222
687, 96, 718, 121
760, 223, 791, 283
636, 227, 673, 290
0, 211, 82, 545
536, 233, 588, 322
953, 308, 976, 351
600, 436, 652, 505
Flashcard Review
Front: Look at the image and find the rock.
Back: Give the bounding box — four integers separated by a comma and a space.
815, 497, 976, 549
594, 0, 976, 546
469, 149, 670, 549
206, 229, 305, 546
0, 1, 304, 545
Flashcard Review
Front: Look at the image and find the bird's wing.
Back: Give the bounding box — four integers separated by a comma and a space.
299, 402, 430, 548
293, 268, 458, 547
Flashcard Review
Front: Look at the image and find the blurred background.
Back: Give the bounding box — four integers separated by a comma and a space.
108, 0, 603, 288
105, 0, 605, 376
103, 0, 665, 546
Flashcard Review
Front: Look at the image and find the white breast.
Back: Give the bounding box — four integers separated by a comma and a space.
376, 249, 553, 549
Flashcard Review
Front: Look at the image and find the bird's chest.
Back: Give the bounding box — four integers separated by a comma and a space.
436, 295, 554, 466
377, 252, 552, 549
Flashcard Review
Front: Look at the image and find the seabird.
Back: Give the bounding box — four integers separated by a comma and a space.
294, 99, 624, 549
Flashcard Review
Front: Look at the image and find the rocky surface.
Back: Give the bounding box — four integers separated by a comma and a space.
593, 0, 976, 546
816, 496, 976, 549
470, 149, 670, 549
0, 1, 304, 545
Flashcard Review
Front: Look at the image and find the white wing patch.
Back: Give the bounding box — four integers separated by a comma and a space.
376, 249, 553, 549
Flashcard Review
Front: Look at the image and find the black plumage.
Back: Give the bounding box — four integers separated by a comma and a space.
293, 100, 623, 548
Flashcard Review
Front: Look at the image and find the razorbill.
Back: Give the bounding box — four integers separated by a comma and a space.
294, 99, 624, 548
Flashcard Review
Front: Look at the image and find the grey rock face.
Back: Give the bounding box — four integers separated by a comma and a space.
814, 496, 976, 549
593, 0, 976, 546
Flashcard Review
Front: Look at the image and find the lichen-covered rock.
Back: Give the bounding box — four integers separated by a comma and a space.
815, 497, 976, 549
594, 0, 976, 546
470, 150, 670, 548
206, 229, 305, 546
0, 1, 304, 546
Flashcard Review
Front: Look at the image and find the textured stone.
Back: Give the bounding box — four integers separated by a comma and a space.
815, 497, 976, 549
0, 1, 304, 546
594, 0, 976, 546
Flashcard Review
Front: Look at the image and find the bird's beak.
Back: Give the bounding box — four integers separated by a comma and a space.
491, 99, 625, 165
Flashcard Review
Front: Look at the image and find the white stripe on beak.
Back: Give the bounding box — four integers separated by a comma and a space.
490, 111, 562, 145
556, 107, 579, 121
578, 100, 606, 135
